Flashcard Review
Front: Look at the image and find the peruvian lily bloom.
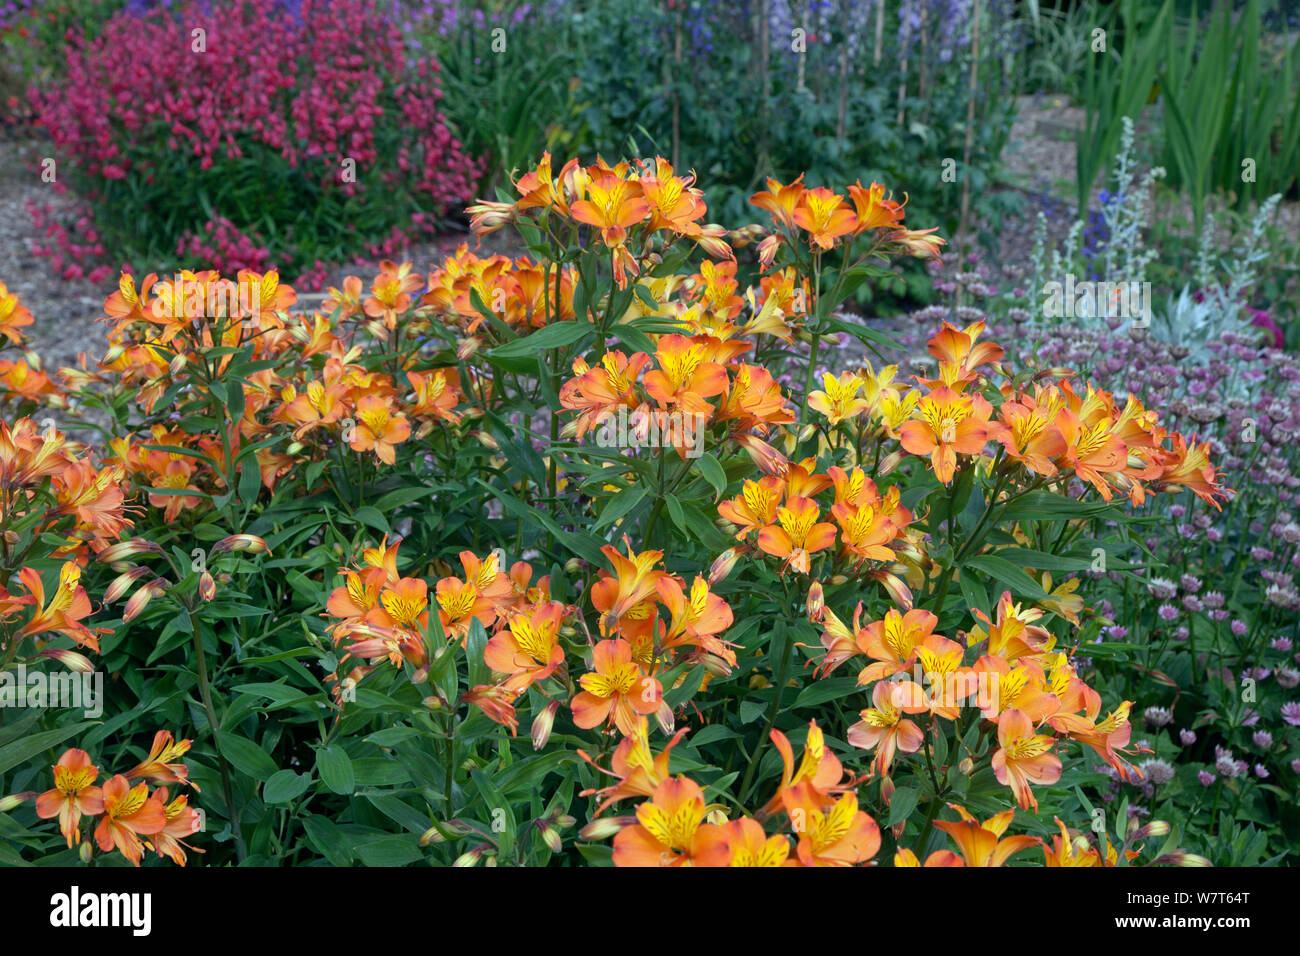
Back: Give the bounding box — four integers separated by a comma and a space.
898, 386, 992, 485
348, 395, 411, 466
749, 174, 806, 231
1042, 817, 1103, 867
847, 180, 906, 233
577, 716, 688, 814
972, 655, 1061, 722
590, 542, 666, 640
808, 371, 869, 424
718, 476, 785, 540
934, 803, 1040, 866
655, 575, 735, 664
894, 847, 964, 867
694, 817, 792, 867
612, 776, 710, 866
642, 334, 728, 416
559, 351, 650, 439
995, 398, 1066, 476
781, 782, 881, 867
1070, 699, 1141, 782
855, 607, 942, 685
571, 638, 662, 736
16, 563, 100, 652
757, 721, 848, 821
846, 679, 927, 776
570, 174, 649, 261
484, 600, 567, 694
756, 495, 837, 574
1157, 433, 1229, 509
35, 748, 104, 847
639, 157, 708, 237
1055, 409, 1127, 500
124, 730, 195, 790
926, 320, 1004, 384
792, 187, 857, 250
991, 708, 1062, 811
94, 774, 167, 866
152, 787, 204, 866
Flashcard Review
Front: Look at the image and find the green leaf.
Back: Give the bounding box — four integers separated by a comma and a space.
263, 769, 312, 804
966, 554, 1049, 599
315, 745, 356, 795
218, 733, 279, 781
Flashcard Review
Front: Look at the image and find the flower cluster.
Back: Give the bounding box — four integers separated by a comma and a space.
29, 732, 201, 866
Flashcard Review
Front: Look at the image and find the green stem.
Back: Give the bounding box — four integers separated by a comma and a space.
737, 619, 793, 808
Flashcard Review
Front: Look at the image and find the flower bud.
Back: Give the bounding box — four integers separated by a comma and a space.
579, 816, 633, 841
563, 557, 584, 575
211, 534, 270, 556
79, 841, 94, 864
0, 792, 34, 813
555, 815, 576, 829
531, 700, 560, 751
419, 825, 445, 846
877, 450, 905, 476
806, 581, 824, 623
97, 538, 164, 563
472, 430, 500, 451
169, 353, 188, 376
709, 547, 741, 585
198, 571, 216, 602
540, 825, 563, 854
452, 846, 484, 867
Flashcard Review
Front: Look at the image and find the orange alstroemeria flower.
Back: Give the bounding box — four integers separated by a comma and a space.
694, 817, 792, 867
94, 774, 167, 866
934, 804, 1040, 866
781, 782, 881, 867
16, 563, 100, 652
855, 607, 942, 685
792, 187, 857, 250
642, 334, 728, 416
349, 395, 411, 465
749, 174, 806, 231
560, 351, 650, 439
571, 638, 662, 736
578, 715, 688, 814
1157, 433, 1229, 510
124, 730, 195, 790
991, 708, 1062, 812
484, 600, 567, 694
756, 495, 837, 574
153, 787, 204, 866
570, 173, 649, 252
808, 371, 869, 425
846, 679, 927, 776
590, 542, 666, 640
758, 721, 848, 821
898, 386, 992, 485
846, 180, 906, 234
718, 476, 785, 541
35, 748, 105, 847
612, 776, 710, 867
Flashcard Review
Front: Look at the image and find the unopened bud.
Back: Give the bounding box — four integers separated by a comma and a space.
0, 792, 33, 813
531, 700, 561, 751
198, 571, 216, 602
540, 825, 563, 854
877, 450, 905, 476
422, 696, 444, 711
579, 816, 633, 841
806, 581, 824, 623
709, 547, 741, 585
472, 430, 500, 451
169, 353, 187, 376
563, 557, 584, 575
419, 825, 446, 846
211, 534, 270, 556
452, 845, 485, 867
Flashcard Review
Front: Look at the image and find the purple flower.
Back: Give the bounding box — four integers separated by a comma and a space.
1281, 702, 1300, 727
1198, 770, 1217, 786
1253, 730, 1274, 749
1179, 728, 1197, 746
